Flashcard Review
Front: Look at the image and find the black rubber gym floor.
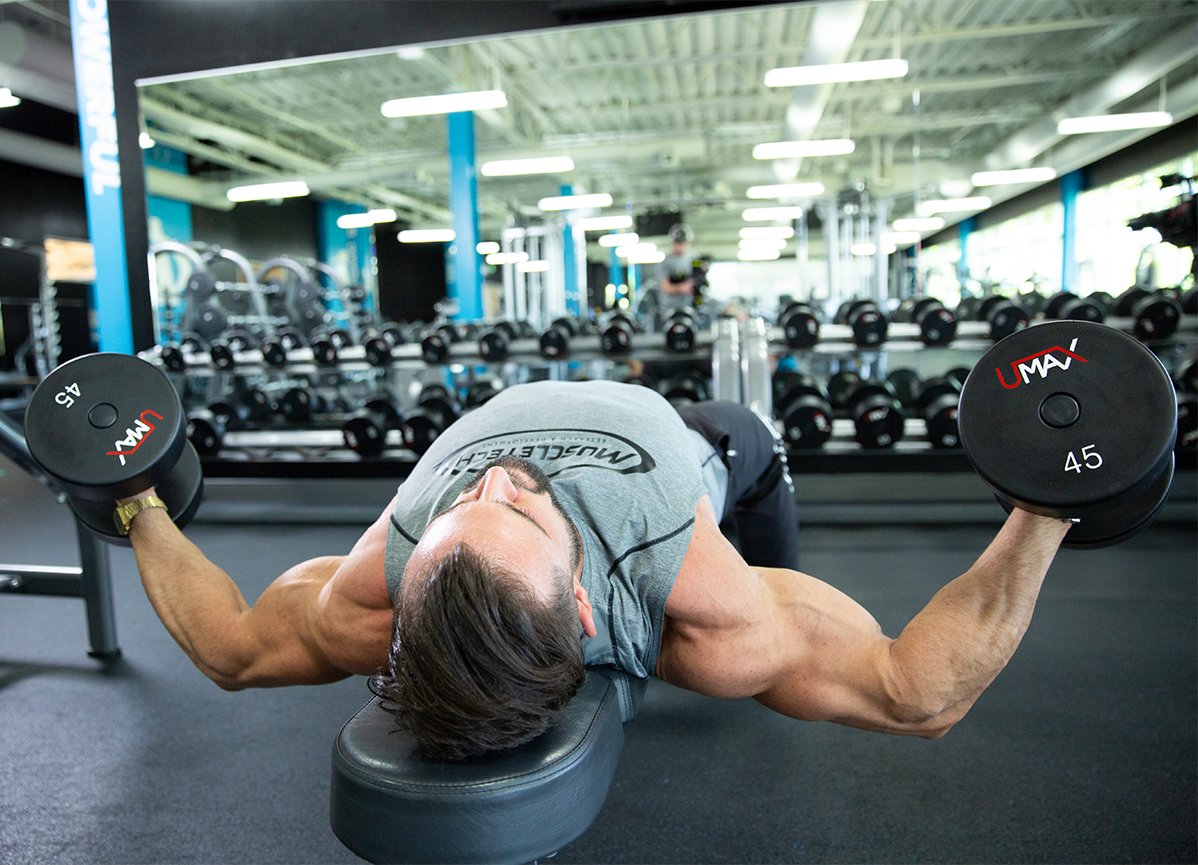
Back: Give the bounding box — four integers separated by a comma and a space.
1, 461, 1194, 864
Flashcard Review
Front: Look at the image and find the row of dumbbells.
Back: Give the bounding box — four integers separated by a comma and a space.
1175, 359, 1197, 452
185, 379, 502, 459
776, 285, 1195, 351
160, 308, 710, 373
773, 367, 965, 450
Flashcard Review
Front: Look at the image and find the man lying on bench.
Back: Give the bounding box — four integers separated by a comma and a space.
118, 380, 1067, 761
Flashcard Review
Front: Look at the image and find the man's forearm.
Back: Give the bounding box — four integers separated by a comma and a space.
124, 505, 253, 686
886, 509, 1070, 732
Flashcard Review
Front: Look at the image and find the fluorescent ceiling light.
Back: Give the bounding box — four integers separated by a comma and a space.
226, 180, 310, 202
851, 242, 897, 256
971, 167, 1057, 186
575, 215, 633, 231
0, 87, 21, 109
517, 260, 551, 273
598, 232, 639, 248
1057, 111, 1173, 135
746, 182, 826, 199
139, 132, 156, 149
398, 229, 455, 243
480, 156, 575, 176
739, 237, 788, 251
485, 251, 530, 265
336, 210, 397, 230
538, 192, 612, 211
765, 58, 909, 88
337, 212, 375, 229
916, 196, 992, 216
892, 216, 945, 232
626, 250, 665, 265
742, 205, 805, 222
615, 242, 658, 259
476, 241, 500, 255
754, 139, 855, 160
883, 231, 923, 245
740, 225, 795, 239
381, 89, 507, 118
738, 248, 781, 261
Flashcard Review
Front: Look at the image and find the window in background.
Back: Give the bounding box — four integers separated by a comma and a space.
1075, 152, 1196, 296
967, 203, 1064, 297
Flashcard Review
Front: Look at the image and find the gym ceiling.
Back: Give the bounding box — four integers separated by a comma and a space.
2, 0, 1196, 261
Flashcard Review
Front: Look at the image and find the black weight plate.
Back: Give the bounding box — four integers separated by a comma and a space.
185, 271, 217, 302
853, 398, 904, 448
25, 353, 187, 502
665, 320, 696, 352
782, 310, 819, 348
919, 307, 957, 346
540, 327, 569, 359
478, 331, 509, 362
782, 399, 833, 448
849, 309, 888, 347
421, 334, 450, 365
1132, 297, 1181, 341
363, 335, 392, 367
826, 371, 862, 409
977, 296, 1008, 322
886, 368, 922, 408
958, 321, 1177, 518
1111, 287, 1151, 317
1177, 393, 1196, 451
988, 302, 1029, 341
343, 412, 387, 457
1044, 292, 1078, 319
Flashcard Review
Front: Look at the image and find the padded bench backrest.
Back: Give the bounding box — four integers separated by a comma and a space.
330, 668, 639, 864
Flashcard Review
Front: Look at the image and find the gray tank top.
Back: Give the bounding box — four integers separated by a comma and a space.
384, 380, 709, 678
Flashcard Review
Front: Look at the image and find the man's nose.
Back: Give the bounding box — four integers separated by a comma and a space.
475, 466, 518, 502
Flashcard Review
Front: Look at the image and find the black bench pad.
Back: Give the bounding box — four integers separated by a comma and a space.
330, 669, 637, 864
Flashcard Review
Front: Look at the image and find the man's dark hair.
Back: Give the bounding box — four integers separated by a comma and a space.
376, 544, 586, 761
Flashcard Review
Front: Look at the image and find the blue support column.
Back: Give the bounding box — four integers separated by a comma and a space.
560, 184, 581, 315
447, 111, 483, 321
1060, 169, 1084, 295
608, 238, 626, 306
70, 0, 133, 354
958, 217, 976, 285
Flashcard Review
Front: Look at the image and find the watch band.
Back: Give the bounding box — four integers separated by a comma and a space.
113, 495, 169, 536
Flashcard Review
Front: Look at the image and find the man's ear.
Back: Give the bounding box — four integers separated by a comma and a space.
575, 582, 597, 638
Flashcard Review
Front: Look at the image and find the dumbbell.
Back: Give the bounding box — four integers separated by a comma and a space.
945, 366, 972, 389
600, 313, 636, 356
973, 296, 1030, 342
209, 328, 257, 371
185, 398, 255, 456
463, 378, 505, 409
777, 301, 820, 349
773, 372, 833, 449
958, 320, 1177, 548
540, 317, 578, 359
913, 377, 961, 449
658, 370, 709, 407
22, 353, 205, 545
309, 326, 353, 366
826, 370, 863, 410
258, 327, 306, 368
419, 322, 465, 365
836, 300, 888, 348
907, 298, 958, 346
159, 333, 206, 372
1175, 359, 1196, 394
342, 394, 405, 458
846, 381, 906, 448
1177, 392, 1196, 452
664, 308, 701, 353
1044, 291, 1105, 324
1109, 287, 1183, 340
884, 368, 922, 409
400, 385, 461, 455
478, 321, 520, 363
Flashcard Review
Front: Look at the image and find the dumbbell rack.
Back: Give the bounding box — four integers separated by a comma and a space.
0, 410, 120, 658
129, 305, 1198, 483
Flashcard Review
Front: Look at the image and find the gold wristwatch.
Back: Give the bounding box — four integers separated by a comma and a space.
113, 496, 169, 536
